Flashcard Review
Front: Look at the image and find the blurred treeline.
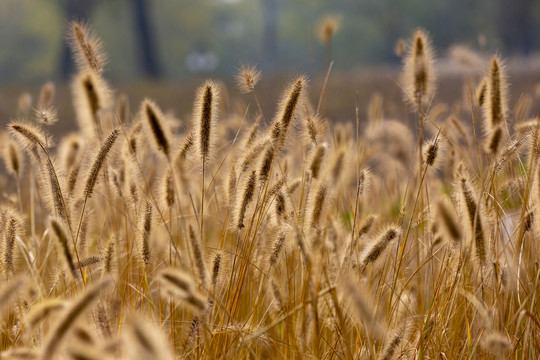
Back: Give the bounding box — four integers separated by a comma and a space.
0, 0, 538, 83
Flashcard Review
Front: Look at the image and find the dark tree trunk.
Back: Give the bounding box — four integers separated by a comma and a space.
261, 0, 279, 71
132, 0, 161, 78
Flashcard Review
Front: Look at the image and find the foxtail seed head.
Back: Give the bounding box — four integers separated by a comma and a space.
194, 80, 220, 164
68, 21, 107, 74
142, 99, 170, 158
402, 28, 435, 107
235, 65, 261, 94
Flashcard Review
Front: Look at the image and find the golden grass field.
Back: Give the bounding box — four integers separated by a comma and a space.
0, 22, 539, 359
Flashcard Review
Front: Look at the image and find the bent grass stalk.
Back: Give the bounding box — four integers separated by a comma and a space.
9, 123, 82, 281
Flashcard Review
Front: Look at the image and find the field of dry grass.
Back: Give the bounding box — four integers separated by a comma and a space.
0, 22, 539, 359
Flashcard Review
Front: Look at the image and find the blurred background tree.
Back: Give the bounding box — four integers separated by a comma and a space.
0, 0, 539, 84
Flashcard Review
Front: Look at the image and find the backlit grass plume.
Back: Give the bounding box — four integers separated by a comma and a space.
159, 267, 206, 312
486, 125, 503, 154
317, 15, 340, 45
38, 81, 55, 109
9, 121, 49, 155
3, 210, 21, 276
358, 214, 378, 238
476, 77, 487, 107
258, 144, 275, 184
45, 159, 67, 221
83, 129, 119, 199
309, 145, 326, 179
126, 315, 174, 360
458, 173, 487, 265
68, 21, 107, 75
237, 170, 257, 229
272, 75, 307, 148
59, 134, 82, 172
142, 99, 170, 158
50, 217, 78, 279
194, 80, 219, 164
40, 277, 112, 360
3, 141, 23, 179
304, 110, 326, 146
483, 56, 508, 132
188, 225, 208, 289
478, 56, 508, 157
34, 106, 58, 126
423, 137, 440, 167
72, 70, 111, 137
402, 28, 435, 107
235, 65, 261, 94
139, 202, 153, 266
310, 183, 328, 229
358, 225, 401, 270
435, 198, 462, 245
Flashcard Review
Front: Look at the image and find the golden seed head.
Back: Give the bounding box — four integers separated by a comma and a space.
309, 144, 326, 179
162, 169, 175, 208
270, 232, 286, 267
50, 218, 78, 279
188, 225, 208, 290
237, 170, 257, 229
317, 15, 340, 45
194, 80, 220, 164
476, 77, 487, 108
358, 225, 401, 269
482, 56, 508, 135
139, 202, 153, 266
142, 99, 170, 157
34, 106, 58, 125
17, 93, 32, 115
310, 183, 328, 229
9, 121, 50, 156
235, 65, 261, 94
4, 141, 23, 178
486, 125, 503, 154
83, 129, 120, 199
211, 252, 222, 289
258, 144, 275, 183
271, 75, 307, 148
458, 174, 487, 265
436, 198, 462, 244
358, 214, 378, 238
72, 70, 111, 137
159, 268, 206, 311
423, 138, 440, 166
68, 20, 107, 74
402, 28, 435, 107
38, 81, 55, 108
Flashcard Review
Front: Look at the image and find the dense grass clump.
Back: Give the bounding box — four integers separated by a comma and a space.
0, 22, 538, 359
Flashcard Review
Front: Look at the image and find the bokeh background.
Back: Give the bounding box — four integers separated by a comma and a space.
2, 0, 540, 126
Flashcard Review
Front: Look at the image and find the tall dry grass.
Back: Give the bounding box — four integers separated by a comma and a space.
0, 21, 538, 359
